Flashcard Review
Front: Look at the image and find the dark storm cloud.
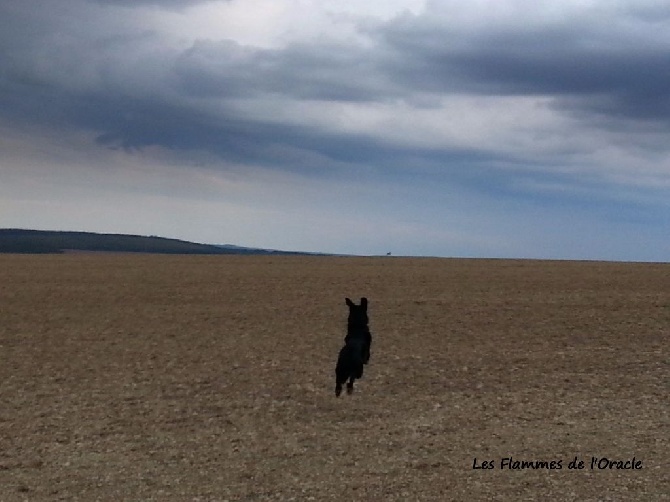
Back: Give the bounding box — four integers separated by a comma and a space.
0, 0, 406, 171
0, 53, 408, 175
1, 0, 669, 176
84, 87, 498, 179
374, 10, 670, 123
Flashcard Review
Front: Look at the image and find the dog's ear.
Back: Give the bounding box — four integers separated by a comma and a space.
360, 297, 368, 310
345, 298, 354, 307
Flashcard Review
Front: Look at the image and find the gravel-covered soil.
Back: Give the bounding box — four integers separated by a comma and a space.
1, 255, 668, 501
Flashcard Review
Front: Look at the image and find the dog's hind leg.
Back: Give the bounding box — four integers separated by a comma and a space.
346, 375, 355, 394
335, 346, 349, 397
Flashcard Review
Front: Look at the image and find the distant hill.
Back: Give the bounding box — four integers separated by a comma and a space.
0, 229, 316, 255
214, 243, 326, 256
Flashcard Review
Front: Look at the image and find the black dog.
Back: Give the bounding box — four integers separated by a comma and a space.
335, 297, 372, 396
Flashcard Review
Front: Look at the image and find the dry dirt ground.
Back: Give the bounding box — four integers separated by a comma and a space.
0, 255, 668, 501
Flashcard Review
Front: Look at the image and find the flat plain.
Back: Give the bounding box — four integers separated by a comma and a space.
0, 254, 668, 501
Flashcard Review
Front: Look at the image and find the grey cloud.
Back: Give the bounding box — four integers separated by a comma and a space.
2, 0, 669, 180
170, 8, 670, 127
173, 39, 396, 102
87, 0, 220, 7
375, 9, 670, 123
86, 89, 497, 177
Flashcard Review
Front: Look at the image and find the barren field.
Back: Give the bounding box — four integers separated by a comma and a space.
1, 255, 668, 501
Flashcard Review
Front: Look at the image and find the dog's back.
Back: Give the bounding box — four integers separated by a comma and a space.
345, 327, 371, 364
345, 297, 372, 363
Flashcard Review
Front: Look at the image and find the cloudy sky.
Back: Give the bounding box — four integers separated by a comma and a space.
1, 0, 669, 260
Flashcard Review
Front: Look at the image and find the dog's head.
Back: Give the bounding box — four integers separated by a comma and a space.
345, 297, 368, 328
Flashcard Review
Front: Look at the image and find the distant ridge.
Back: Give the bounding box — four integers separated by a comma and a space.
214, 243, 327, 256
0, 229, 318, 255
